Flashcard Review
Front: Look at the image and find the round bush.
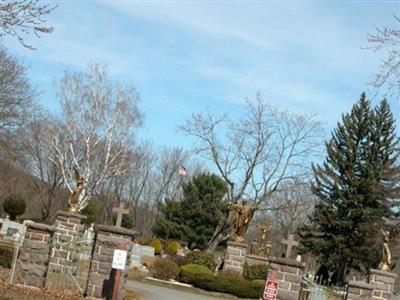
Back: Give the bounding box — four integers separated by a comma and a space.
151, 257, 180, 280
3, 195, 26, 221
166, 241, 180, 255
243, 263, 268, 281
179, 264, 213, 283
149, 239, 163, 255
187, 251, 217, 270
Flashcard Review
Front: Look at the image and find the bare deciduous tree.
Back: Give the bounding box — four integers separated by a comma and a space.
0, 46, 36, 137
0, 0, 56, 49
367, 15, 400, 96
179, 94, 322, 250
15, 115, 64, 219
260, 179, 315, 237
49, 63, 143, 211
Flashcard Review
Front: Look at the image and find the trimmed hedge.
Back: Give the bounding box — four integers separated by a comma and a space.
190, 272, 264, 299
187, 251, 216, 270
0, 243, 13, 268
179, 264, 213, 283
243, 263, 268, 281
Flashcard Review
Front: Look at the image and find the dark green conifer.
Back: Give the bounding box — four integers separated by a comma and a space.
300, 94, 400, 285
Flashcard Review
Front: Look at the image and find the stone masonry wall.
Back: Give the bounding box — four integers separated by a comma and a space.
86, 225, 136, 300
245, 254, 268, 267
223, 241, 248, 274
346, 281, 374, 300
16, 222, 56, 288
267, 257, 306, 300
369, 269, 397, 300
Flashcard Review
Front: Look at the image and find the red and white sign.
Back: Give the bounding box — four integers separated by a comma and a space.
262, 279, 279, 300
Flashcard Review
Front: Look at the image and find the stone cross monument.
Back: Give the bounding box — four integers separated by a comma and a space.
112, 202, 129, 227
282, 234, 299, 258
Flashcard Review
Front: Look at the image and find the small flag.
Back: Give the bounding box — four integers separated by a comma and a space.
178, 165, 188, 177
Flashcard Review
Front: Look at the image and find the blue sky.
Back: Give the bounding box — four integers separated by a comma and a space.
2, 1, 400, 148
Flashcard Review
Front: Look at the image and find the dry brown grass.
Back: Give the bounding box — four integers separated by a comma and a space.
124, 288, 145, 300
0, 281, 83, 300
127, 267, 148, 281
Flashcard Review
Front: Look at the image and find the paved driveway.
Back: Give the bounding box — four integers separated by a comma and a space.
127, 280, 229, 300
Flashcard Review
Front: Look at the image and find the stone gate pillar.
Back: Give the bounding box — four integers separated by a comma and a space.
346, 281, 374, 300
223, 241, 248, 274
266, 257, 306, 300
369, 269, 397, 300
86, 225, 136, 300
16, 222, 56, 287
49, 211, 87, 273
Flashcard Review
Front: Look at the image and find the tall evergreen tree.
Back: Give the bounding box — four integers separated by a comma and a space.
300, 94, 400, 285
153, 173, 228, 249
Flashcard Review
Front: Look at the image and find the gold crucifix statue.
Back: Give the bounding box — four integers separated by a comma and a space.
378, 229, 391, 271
68, 167, 84, 213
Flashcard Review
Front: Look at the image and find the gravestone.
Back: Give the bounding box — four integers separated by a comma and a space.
131, 244, 155, 267
1, 219, 26, 241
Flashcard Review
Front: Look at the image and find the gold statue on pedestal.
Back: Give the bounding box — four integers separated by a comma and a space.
379, 229, 391, 271
256, 223, 272, 257
230, 200, 256, 242
68, 168, 84, 213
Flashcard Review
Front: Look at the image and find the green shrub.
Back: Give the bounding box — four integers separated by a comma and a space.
190, 272, 264, 299
187, 251, 216, 270
0, 243, 13, 268
179, 264, 213, 283
170, 254, 190, 267
166, 241, 180, 255
151, 257, 180, 280
149, 239, 163, 255
243, 263, 268, 281
3, 195, 26, 221
81, 200, 98, 225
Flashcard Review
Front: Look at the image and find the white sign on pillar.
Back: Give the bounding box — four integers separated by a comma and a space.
112, 249, 128, 270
